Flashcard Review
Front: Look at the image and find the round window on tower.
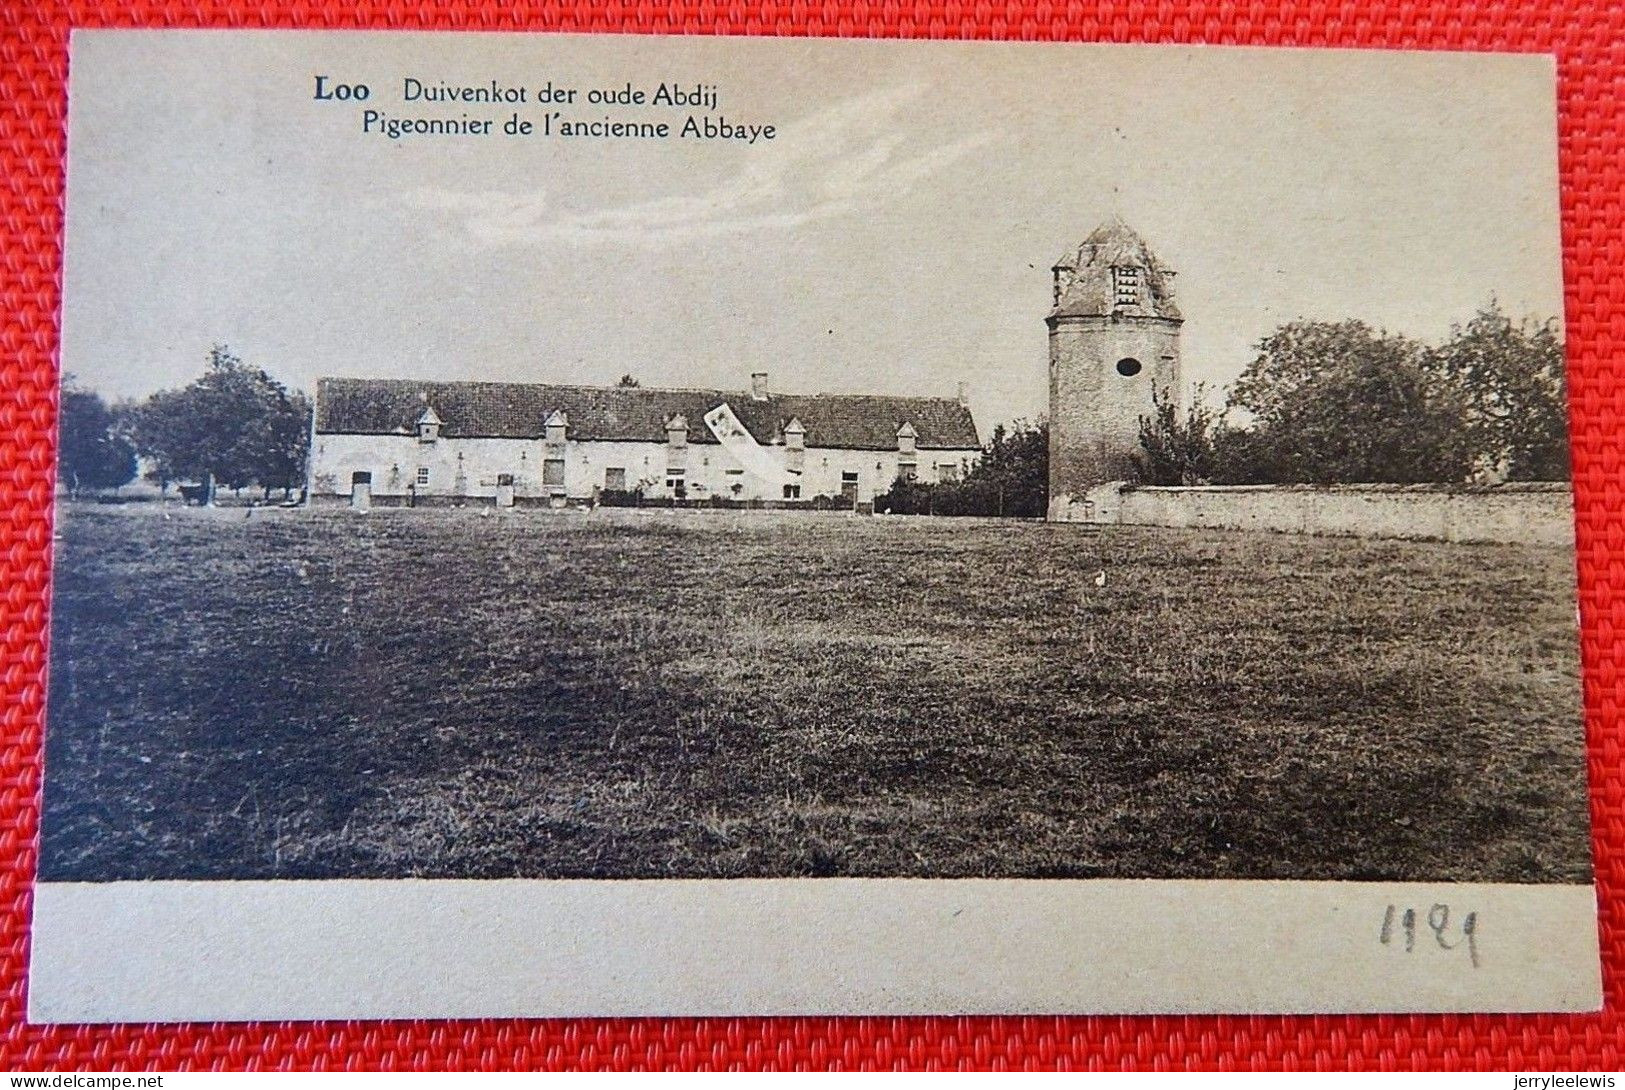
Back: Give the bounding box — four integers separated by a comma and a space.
1116, 357, 1143, 377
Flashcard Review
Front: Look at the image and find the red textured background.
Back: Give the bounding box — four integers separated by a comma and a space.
1, 0, 1622, 1072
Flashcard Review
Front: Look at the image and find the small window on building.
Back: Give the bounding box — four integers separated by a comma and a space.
1114, 265, 1140, 307
899, 460, 918, 483
666, 467, 687, 497
937, 463, 960, 482
415, 467, 430, 486
543, 458, 566, 488
496, 473, 514, 487
841, 471, 859, 484
1116, 357, 1143, 377
605, 467, 627, 490
783, 483, 801, 499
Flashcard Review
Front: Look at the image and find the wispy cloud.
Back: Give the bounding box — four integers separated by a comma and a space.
402, 84, 998, 246
403, 190, 555, 244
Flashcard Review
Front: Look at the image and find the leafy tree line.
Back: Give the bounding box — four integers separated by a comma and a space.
58, 345, 312, 501
1138, 302, 1569, 486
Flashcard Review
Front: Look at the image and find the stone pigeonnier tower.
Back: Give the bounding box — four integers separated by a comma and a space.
1047, 217, 1183, 520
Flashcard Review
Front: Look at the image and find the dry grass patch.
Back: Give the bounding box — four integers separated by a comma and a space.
41, 504, 1591, 882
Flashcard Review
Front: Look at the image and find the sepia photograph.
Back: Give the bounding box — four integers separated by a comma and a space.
31, 31, 1599, 1019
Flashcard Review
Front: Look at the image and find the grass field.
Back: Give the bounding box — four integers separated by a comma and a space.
41, 504, 1592, 882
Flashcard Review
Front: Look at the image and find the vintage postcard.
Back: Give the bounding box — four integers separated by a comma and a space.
33, 30, 1598, 1021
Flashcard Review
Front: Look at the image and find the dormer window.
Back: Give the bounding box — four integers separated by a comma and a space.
896, 422, 918, 456
1051, 264, 1072, 307
666, 413, 689, 448
783, 417, 806, 452
416, 406, 443, 443
1113, 266, 1140, 308
544, 409, 568, 445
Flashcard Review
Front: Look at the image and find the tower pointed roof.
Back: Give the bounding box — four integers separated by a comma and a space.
1050, 216, 1181, 321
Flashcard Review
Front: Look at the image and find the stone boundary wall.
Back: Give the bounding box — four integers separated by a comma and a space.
1072, 482, 1575, 547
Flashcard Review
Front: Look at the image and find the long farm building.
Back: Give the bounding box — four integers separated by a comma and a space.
309, 371, 981, 509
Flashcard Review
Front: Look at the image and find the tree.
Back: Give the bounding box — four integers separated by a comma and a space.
57, 380, 136, 496
970, 418, 1049, 517
1134, 384, 1226, 485
259, 389, 313, 499
878, 419, 1048, 518
127, 345, 311, 501
1434, 302, 1569, 481
616, 374, 642, 388
1227, 320, 1473, 484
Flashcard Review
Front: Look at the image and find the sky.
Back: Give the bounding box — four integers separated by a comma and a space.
61, 32, 1563, 434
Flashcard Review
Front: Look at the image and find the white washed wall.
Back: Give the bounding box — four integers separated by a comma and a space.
1067, 482, 1575, 547
310, 432, 979, 504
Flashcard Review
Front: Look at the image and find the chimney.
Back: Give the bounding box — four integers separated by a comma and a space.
956, 381, 968, 406
751, 371, 769, 401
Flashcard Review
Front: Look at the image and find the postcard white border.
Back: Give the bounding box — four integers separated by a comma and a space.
28, 878, 1601, 1022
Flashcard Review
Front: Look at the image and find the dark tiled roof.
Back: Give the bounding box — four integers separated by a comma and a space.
315, 378, 981, 451
1051, 216, 1182, 321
